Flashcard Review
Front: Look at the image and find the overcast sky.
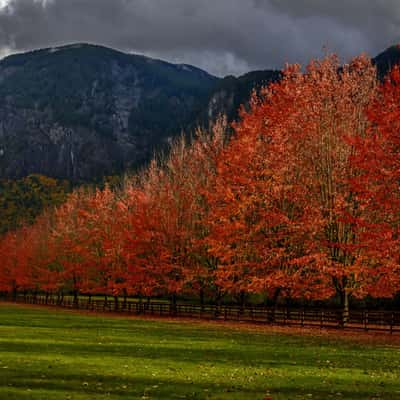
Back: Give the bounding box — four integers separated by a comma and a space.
0, 0, 399, 76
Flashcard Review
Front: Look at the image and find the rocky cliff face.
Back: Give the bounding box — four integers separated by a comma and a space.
205, 70, 281, 123
0, 44, 217, 181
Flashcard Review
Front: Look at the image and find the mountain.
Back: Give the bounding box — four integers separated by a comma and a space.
0, 44, 218, 181
0, 43, 399, 182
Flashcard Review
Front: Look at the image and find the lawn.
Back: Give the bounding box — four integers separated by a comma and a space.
0, 304, 399, 399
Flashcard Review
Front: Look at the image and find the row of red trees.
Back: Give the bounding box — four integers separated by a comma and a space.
1, 54, 400, 316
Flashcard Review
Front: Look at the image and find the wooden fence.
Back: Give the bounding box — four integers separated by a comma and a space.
3, 294, 400, 334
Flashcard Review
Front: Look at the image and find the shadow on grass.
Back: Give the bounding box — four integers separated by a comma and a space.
0, 337, 396, 374
0, 371, 393, 400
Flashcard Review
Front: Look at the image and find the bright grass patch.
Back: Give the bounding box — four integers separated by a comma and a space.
0, 304, 399, 399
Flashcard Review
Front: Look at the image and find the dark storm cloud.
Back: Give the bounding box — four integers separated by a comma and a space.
0, 0, 399, 76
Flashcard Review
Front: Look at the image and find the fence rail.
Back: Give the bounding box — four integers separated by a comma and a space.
2, 295, 400, 334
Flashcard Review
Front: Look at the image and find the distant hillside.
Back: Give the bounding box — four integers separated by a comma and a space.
0, 174, 70, 234
0, 43, 217, 181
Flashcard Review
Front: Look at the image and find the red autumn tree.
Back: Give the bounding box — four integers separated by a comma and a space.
51, 189, 94, 305
179, 122, 226, 305
0, 225, 37, 298
122, 120, 226, 306
206, 54, 378, 317
122, 167, 177, 302
80, 186, 130, 308
27, 212, 61, 298
350, 66, 400, 298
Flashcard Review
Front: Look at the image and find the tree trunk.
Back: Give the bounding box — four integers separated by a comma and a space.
122, 289, 127, 310
57, 291, 64, 306
12, 286, 17, 302
138, 295, 143, 314
170, 293, 177, 316
341, 289, 349, 326
114, 295, 119, 312
200, 288, 205, 312
214, 290, 222, 318
73, 290, 79, 308
103, 294, 108, 310
268, 288, 281, 323
239, 291, 246, 316
285, 296, 293, 320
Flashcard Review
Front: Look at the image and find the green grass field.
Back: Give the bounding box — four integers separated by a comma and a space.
0, 304, 399, 400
